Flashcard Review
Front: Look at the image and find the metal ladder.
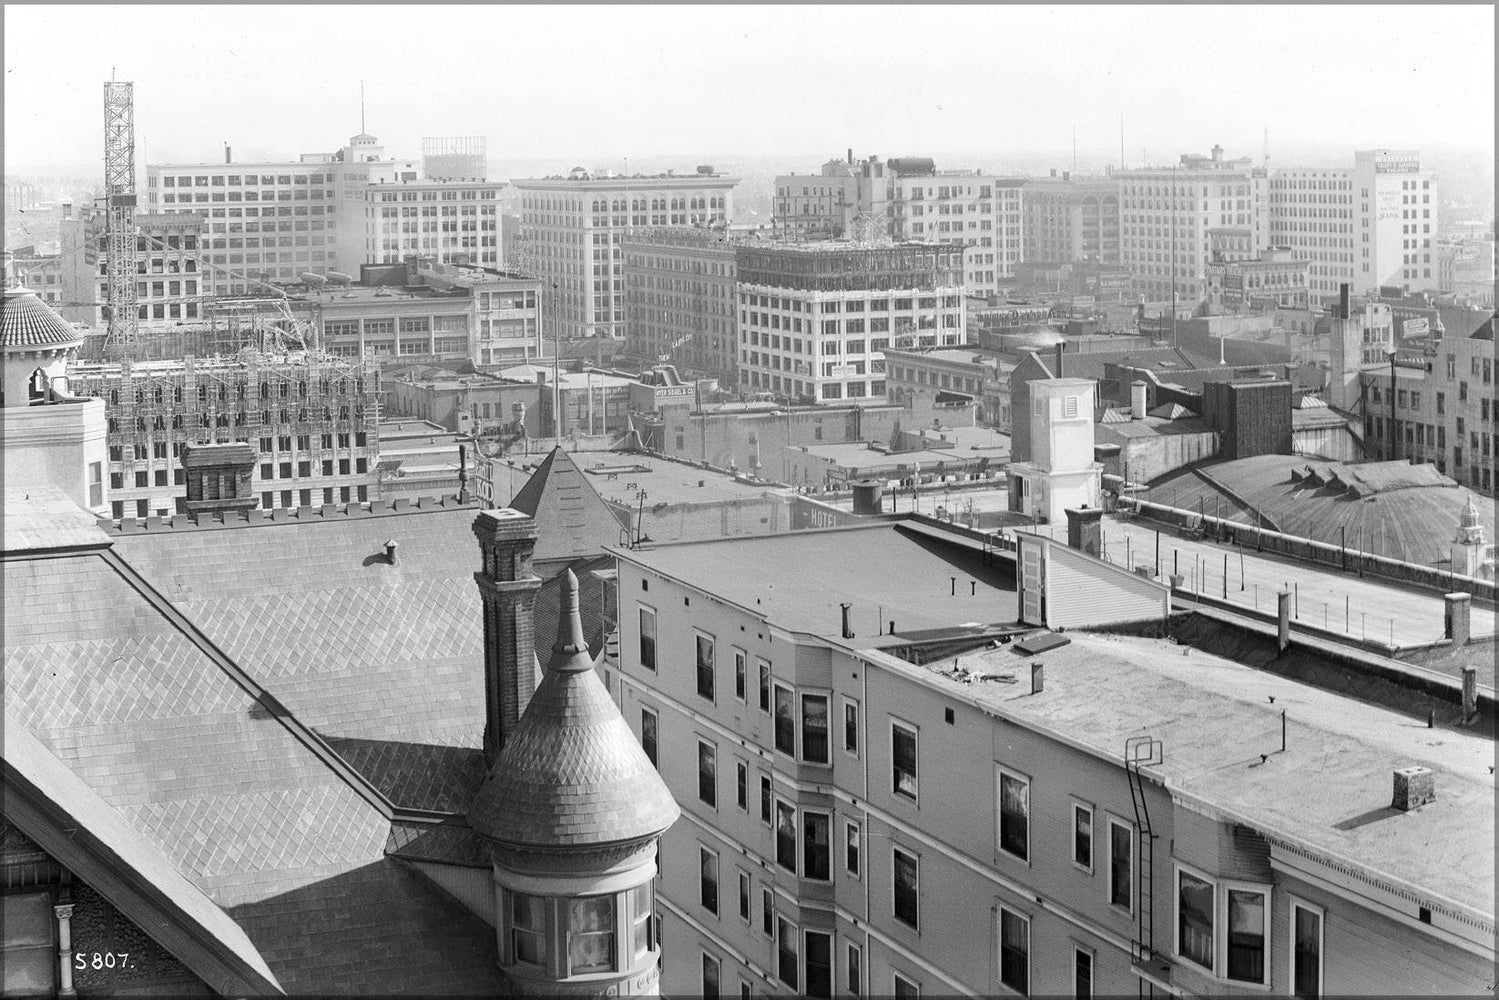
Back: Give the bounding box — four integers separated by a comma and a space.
1125, 734, 1166, 998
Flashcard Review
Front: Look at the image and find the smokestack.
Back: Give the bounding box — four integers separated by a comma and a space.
1131, 381, 1148, 419
1445, 592, 1472, 646
847, 147, 854, 164
1065, 507, 1103, 556
1054, 341, 1064, 378
1050, 168, 1057, 178
1277, 591, 1291, 652
225, 144, 232, 165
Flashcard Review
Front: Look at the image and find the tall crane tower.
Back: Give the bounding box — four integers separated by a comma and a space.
103, 79, 139, 353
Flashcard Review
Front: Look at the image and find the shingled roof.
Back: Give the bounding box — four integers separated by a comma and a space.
468, 570, 678, 849
508, 446, 630, 568
1, 284, 82, 349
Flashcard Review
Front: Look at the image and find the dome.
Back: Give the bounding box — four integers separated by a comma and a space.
2, 285, 82, 350
467, 570, 679, 849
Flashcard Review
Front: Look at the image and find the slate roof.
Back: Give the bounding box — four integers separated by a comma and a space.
468, 570, 678, 848
2, 486, 111, 552
1143, 454, 1496, 563
1, 284, 82, 348
2, 545, 501, 993
508, 446, 631, 566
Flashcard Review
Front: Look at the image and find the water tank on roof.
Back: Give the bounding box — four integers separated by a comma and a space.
300, 272, 328, 287
696, 165, 715, 175
851, 479, 885, 515
327, 271, 353, 285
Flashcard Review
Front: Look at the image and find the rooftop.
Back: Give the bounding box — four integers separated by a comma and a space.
580, 454, 785, 508
910, 630, 1493, 920
613, 521, 1016, 639
2, 283, 84, 348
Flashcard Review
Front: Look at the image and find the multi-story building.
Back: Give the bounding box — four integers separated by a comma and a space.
882, 345, 1013, 429
337, 178, 503, 269
622, 226, 739, 386
511, 168, 738, 342
66, 354, 382, 518
735, 241, 966, 404
1361, 315, 1496, 494
1119, 145, 1270, 308
775, 153, 1023, 297
1022, 170, 1121, 265
607, 519, 1494, 998
1206, 246, 1310, 311
1269, 150, 1439, 301
56, 210, 209, 328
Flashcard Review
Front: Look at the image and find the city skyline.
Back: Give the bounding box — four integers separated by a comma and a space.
3, 4, 1493, 174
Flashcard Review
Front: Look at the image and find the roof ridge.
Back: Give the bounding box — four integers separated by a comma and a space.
95, 547, 401, 819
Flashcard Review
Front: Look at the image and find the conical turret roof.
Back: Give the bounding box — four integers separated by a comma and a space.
467, 569, 679, 848
2, 285, 82, 350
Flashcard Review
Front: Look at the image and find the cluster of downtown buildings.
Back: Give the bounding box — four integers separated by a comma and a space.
1, 116, 1495, 1000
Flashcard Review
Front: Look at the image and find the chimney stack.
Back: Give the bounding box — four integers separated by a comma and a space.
1131, 380, 1148, 419
1339, 283, 1351, 320
181, 442, 258, 516
1392, 766, 1435, 811
1277, 591, 1291, 652
1054, 341, 1064, 378
384, 539, 399, 565
1065, 506, 1103, 557
225, 144, 232, 165
472, 509, 543, 764
847, 147, 854, 164
1444, 592, 1471, 646
839, 603, 854, 639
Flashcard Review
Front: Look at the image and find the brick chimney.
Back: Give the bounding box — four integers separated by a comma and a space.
1444, 592, 1471, 646
181, 442, 258, 515
1392, 766, 1435, 811
472, 509, 542, 765
1065, 506, 1103, 557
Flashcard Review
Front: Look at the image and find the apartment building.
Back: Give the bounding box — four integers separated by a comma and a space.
1361, 316, 1497, 495
622, 226, 740, 386
1119, 146, 1270, 308
607, 523, 1493, 998
511, 168, 738, 342
735, 241, 966, 404
66, 355, 382, 518
1269, 150, 1439, 300
1022, 170, 1122, 265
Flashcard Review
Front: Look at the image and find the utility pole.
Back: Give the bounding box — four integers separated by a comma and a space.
1388, 350, 1399, 462
1171, 163, 1178, 349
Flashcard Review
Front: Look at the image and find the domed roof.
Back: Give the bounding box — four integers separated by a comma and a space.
2, 285, 82, 350
467, 570, 679, 849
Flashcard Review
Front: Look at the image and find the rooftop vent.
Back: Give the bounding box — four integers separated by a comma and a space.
1392, 766, 1435, 811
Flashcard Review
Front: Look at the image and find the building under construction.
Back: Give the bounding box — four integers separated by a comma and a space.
67, 353, 382, 519
735, 239, 968, 404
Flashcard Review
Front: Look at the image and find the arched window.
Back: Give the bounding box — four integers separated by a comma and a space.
28, 368, 48, 404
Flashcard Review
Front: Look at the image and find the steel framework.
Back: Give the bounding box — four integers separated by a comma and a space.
103, 80, 139, 353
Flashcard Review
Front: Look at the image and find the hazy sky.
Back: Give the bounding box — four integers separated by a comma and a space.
5, 4, 1493, 174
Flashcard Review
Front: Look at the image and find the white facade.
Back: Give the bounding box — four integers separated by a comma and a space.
888, 171, 1024, 295
1006, 377, 1102, 525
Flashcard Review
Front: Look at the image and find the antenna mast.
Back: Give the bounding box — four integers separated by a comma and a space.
103, 80, 138, 355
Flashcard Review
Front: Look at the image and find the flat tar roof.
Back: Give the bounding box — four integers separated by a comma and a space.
918, 631, 1493, 918
577, 455, 782, 507
614, 522, 1016, 638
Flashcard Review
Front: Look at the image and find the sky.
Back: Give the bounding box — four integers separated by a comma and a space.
4, 4, 1494, 175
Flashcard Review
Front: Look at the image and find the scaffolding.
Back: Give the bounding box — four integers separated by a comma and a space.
735, 241, 966, 292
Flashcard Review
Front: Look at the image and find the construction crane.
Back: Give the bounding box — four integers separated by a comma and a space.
102, 79, 139, 354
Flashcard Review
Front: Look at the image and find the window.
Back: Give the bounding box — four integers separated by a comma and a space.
696, 633, 716, 701
735, 760, 748, 809
843, 697, 860, 755
997, 767, 1030, 862
641, 708, 658, 767
700, 847, 720, 914
638, 605, 657, 669
2, 893, 53, 994
774, 684, 796, 755
758, 660, 771, 711
630, 883, 654, 960
894, 971, 920, 999
892, 720, 918, 800
777, 917, 799, 988
776, 800, 798, 871
847, 943, 863, 997
760, 775, 772, 823
999, 907, 1030, 995
698, 740, 717, 807
568, 895, 615, 974
738, 870, 751, 921
509, 891, 547, 966
1177, 867, 1215, 971
702, 953, 721, 999
805, 930, 833, 999
803, 811, 831, 880
1073, 803, 1094, 871
734, 649, 747, 700
88, 461, 103, 507
1291, 899, 1323, 999
802, 694, 829, 763
1074, 947, 1094, 999
1109, 820, 1133, 910
762, 888, 774, 936
1227, 887, 1268, 984
892, 847, 919, 929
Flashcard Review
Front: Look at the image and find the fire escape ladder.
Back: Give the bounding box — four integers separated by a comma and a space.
1125, 734, 1168, 997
